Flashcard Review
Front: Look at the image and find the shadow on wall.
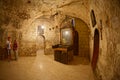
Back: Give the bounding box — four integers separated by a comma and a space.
0, 46, 7, 60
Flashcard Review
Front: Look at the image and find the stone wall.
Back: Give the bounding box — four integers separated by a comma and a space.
0, 0, 61, 56
0, 0, 90, 56
0, 0, 120, 80
90, 0, 120, 80
74, 18, 90, 58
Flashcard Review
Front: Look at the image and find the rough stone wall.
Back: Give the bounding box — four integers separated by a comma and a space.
90, 0, 120, 80
19, 17, 60, 55
58, 0, 90, 24
1, 1, 120, 80
0, 0, 90, 56
75, 18, 90, 58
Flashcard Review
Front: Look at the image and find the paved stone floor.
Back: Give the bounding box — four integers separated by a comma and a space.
0, 50, 94, 80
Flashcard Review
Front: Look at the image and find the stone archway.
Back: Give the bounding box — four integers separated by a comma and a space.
36, 35, 45, 51
74, 18, 90, 59
92, 29, 100, 70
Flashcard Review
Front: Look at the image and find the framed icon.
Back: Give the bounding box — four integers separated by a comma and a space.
90, 10, 96, 27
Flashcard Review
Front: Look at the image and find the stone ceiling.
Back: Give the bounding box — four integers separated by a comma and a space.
0, 0, 90, 27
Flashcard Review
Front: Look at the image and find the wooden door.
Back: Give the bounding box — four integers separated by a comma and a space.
73, 30, 79, 55
92, 29, 99, 70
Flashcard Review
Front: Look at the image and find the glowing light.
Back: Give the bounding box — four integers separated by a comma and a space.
65, 31, 69, 35
41, 25, 44, 29
39, 64, 43, 69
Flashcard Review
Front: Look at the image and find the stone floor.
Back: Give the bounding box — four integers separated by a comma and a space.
0, 50, 95, 80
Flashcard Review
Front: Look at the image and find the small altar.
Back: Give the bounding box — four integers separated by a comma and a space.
52, 45, 73, 64
52, 26, 74, 64
52, 17, 79, 64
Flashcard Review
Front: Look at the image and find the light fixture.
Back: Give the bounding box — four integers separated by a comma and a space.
38, 25, 44, 35
41, 25, 44, 29
65, 31, 69, 35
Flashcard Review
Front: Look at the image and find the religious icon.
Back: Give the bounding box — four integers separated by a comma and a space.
90, 10, 96, 27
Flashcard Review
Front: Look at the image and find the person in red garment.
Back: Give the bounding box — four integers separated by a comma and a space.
13, 39, 18, 61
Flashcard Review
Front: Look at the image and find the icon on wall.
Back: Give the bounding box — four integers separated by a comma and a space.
38, 25, 44, 35
90, 10, 96, 27
71, 18, 75, 27
61, 28, 73, 46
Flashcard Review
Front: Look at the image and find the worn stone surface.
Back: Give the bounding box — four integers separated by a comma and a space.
0, 0, 120, 80
74, 18, 90, 58
90, 0, 120, 80
0, 0, 90, 56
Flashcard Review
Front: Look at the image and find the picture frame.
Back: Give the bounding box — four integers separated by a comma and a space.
90, 10, 96, 27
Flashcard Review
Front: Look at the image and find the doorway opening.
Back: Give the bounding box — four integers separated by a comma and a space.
92, 29, 100, 70
36, 35, 45, 54
74, 18, 90, 58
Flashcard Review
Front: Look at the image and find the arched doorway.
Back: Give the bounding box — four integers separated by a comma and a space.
92, 29, 99, 70
74, 18, 90, 58
36, 35, 45, 52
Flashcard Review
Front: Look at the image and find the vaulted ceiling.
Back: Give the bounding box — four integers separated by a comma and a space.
0, 0, 90, 27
